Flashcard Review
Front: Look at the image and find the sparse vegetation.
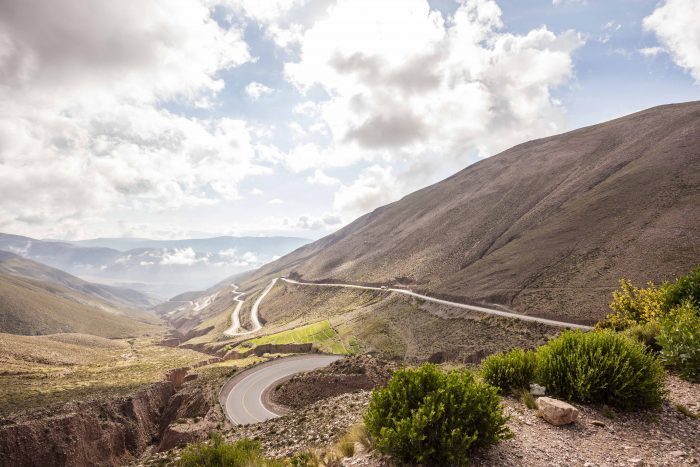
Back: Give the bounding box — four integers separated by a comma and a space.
535, 330, 665, 410
0, 333, 214, 416
675, 403, 700, 419
179, 434, 281, 467
238, 320, 349, 355
519, 388, 537, 410
480, 348, 536, 394
364, 364, 510, 466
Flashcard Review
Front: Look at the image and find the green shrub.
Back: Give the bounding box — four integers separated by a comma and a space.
665, 267, 700, 310
179, 434, 280, 467
657, 301, 700, 382
623, 321, 661, 353
364, 364, 510, 466
600, 267, 700, 330
535, 330, 665, 410
480, 348, 536, 394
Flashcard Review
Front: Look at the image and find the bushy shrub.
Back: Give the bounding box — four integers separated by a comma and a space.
603, 279, 670, 329
601, 267, 700, 330
535, 330, 665, 410
480, 348, 536, 394
665, 267, 700, 310
179, 434, 280, 467
657, 301, 700, 382
364, 364, 510, 466
622, 321, 661, 353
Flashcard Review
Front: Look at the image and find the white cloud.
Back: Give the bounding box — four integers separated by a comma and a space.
293, 214, 343, 230
552, 0, 587, 5
307, 169, 340, 186
159, 248, 207, 266
250, 188, 265, 196
285, 0, 583, 218
333, 165, 401, 219
643, 0, 700, 82
0, 0, 273, 236
245, 81, 274, 100
638, 47, 665, 57
268, 198, 284, 204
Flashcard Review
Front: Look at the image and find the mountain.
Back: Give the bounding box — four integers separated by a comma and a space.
65, 236, 311, 255
242, 102, 700, 325
0, 234, 311, 299
0, 271, 162, 337
0, 251, 157, 308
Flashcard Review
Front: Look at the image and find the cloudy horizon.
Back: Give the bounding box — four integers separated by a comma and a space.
1, 0, 698, 241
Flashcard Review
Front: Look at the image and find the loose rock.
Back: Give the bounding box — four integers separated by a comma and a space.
536, 397, 579, 426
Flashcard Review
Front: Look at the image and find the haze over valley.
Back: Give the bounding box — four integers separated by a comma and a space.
0, 0, 698, 465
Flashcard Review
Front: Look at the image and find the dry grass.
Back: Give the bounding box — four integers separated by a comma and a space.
0, 332, 209, 416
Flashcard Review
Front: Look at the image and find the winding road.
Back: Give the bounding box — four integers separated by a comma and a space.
219, 277, 592, 425
219, 354, 342, 425
281, 278, 593, 331
223, 278, 278, 337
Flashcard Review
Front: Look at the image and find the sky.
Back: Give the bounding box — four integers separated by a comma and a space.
0, 0, 698, 241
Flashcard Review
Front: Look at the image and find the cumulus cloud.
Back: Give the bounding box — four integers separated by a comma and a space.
643, 0, 700, 82
0, 0, 270, 236
284, 0, 583, 218
245, 81, 274, 100
293, 214, 343, 230
306, 169, 340, 186
638, 47, 665, 57
159, 248, 207, 266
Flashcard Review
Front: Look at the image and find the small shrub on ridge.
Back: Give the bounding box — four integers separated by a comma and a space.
657, 301, 700, 382
364, 364, 510, 466
480, 348, 536, 394
535, 330, 665, 410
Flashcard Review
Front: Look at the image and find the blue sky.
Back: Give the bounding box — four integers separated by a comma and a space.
0, 0, 697, 241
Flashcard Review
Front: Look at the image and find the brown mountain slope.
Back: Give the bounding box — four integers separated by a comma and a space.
0, 251, 157, 309
0, 272, 162, 337
244, 102, 700, 325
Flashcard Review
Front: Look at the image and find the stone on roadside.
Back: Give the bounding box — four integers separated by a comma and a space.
530, 383, 546, 396
536, 397, 579, 426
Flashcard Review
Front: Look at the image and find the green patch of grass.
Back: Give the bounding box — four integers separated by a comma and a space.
179, 434, 282, 467
240, 320, 349, 354
519, 389, 537, 410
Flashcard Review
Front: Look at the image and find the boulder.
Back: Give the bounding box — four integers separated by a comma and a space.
537, 397, 579, 426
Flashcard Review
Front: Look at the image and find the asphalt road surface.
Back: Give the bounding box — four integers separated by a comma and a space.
281, 278, 593, 330
220, 354, 342, 425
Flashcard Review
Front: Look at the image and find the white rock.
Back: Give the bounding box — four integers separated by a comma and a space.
536, 397, 579, 426
530, 383, 546, 396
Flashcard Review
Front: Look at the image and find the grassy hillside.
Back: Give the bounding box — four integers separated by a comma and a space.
242, 102, 700, 324
0, 333, 210, 416
0, 251, 157, 308
0, 272, 162, 338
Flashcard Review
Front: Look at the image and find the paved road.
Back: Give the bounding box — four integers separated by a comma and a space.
222, 285, 246, 336
281, 278, 593, 330
223, 278, 277, 336
220, 354, 342, 425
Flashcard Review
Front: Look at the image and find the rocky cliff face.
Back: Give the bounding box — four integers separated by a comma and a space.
0, 369, 211, 467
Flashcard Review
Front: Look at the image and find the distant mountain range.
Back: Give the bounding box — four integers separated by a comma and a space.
0, 251, 162, 337
0, 234, 311, 299
242, 102, 700, 325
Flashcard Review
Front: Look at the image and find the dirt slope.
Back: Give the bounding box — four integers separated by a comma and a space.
0, 272, 162, 337
0, 250, 157, 308
243, 102, 700, 324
